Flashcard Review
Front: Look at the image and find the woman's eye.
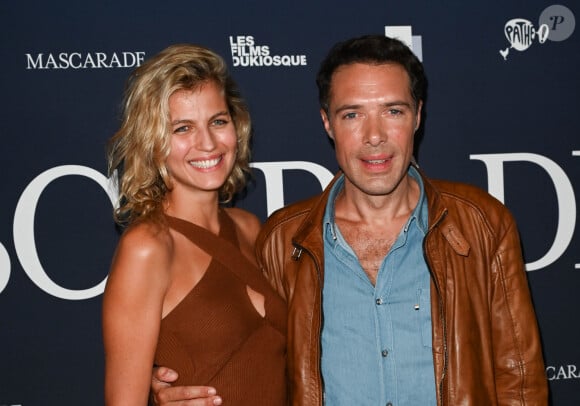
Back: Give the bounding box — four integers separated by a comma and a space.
212, 119, 228, 126
173, 125, 190, 134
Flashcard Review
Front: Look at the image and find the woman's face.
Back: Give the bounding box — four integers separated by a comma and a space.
165, 81, 237, 198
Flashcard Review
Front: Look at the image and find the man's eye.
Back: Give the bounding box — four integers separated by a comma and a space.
342, 112, 357, 120
389, 109, 403, 116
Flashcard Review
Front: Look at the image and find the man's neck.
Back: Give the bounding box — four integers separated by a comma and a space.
335, 174, 420, 226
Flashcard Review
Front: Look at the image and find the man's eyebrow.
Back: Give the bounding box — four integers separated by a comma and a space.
333, 104, 362, 114
379, 100, 414, 109
333, 101, 413, 114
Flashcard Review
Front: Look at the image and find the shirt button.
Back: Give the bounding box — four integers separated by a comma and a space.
376, 298, 383, 305
381, 349, 388, 357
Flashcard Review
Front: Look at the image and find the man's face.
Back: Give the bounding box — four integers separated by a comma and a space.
321, 62, 422, 199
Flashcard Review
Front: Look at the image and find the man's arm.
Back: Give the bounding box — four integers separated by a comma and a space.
491, 216, 548, 404
150, 367, 222, 406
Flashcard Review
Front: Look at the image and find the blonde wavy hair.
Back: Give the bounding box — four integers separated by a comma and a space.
107, 44, 252, 225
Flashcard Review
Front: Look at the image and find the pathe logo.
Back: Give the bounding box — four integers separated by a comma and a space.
500, 19, 549, 60
499, 4, 575, 60
229, 35, 307, 68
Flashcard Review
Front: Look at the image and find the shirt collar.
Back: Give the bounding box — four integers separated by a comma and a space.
323, 165, 428, 237
323, 174, 344, 240
407, 165, 428, 234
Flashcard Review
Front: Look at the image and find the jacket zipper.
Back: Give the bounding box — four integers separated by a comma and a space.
293, 242, 325, 406
424, 209, 448, 406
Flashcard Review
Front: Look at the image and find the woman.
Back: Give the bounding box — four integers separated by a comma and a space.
102, 44, 287, 406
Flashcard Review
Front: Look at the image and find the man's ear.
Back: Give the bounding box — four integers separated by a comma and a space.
414, 100, 423, 131
320, 109, 334, 140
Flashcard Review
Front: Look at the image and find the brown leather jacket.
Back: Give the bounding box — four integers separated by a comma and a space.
256, 169, 548, 405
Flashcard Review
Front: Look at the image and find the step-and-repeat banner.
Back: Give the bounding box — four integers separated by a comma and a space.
1, 1, 578, 404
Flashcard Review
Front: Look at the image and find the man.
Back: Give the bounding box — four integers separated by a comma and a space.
152, 34, 548, 405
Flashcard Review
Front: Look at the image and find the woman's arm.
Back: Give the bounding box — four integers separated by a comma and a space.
103, 224, 171, 406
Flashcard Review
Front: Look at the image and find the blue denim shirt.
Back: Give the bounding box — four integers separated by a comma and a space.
321, 167, 436, 405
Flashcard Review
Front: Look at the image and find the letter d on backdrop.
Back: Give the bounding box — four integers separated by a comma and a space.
470, 153, 576, 271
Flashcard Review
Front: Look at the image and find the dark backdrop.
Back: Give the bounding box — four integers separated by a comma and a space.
1, 1, 578, 404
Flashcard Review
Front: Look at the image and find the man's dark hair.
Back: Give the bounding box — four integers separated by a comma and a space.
316, 34, 427, 113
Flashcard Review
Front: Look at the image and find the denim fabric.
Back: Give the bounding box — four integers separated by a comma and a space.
321, 167, 436, 405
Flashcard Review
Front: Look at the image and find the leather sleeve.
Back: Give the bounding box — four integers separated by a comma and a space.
491, 214, 548, 405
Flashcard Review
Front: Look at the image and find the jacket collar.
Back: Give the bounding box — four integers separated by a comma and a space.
414, 163, 446, 229
418, 164, 470, 257
291, 163, 470, 257
291, 171, 343, 257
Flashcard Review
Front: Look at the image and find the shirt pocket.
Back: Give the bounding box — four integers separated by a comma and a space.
417, 288, 433, 348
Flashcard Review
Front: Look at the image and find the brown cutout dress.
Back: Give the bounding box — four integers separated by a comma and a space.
154, 210, 287, 405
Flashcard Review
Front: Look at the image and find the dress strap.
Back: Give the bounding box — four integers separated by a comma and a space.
165, 212, 287, 333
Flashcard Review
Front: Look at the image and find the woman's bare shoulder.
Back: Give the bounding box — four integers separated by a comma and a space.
121, 220, 172, 253
104, 219, 174, 317
224, 207, 262, 245
111, 220, 174, 280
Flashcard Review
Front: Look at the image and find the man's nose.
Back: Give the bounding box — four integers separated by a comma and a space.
363, 114, 386, 146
